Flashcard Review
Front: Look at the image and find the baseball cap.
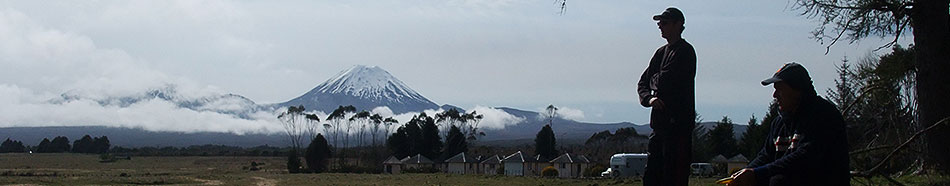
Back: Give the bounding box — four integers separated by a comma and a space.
653, 7, 685, 22
762, 62, 812, 88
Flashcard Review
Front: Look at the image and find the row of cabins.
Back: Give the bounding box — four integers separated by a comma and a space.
383, 151, 592, 178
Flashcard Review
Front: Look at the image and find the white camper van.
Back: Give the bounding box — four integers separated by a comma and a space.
605, 153, 648, 178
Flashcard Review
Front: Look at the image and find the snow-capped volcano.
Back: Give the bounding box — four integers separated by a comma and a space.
278, 65, 439, 114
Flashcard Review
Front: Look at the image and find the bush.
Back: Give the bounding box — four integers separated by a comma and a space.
402, 166, 440, 173
287, 150, 302, 173
542, 166, 559, 177
584, 164, 607, 177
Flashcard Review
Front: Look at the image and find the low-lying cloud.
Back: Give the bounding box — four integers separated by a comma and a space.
0, 8, 282, 135
535, 106, 586, 121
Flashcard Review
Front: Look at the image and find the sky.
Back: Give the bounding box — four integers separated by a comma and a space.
0, 0, 913, 134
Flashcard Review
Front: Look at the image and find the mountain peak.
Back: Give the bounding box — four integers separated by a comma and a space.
279, 65, 439, 114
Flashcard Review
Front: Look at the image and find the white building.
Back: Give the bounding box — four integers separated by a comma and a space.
383, 156, 404, 174
502, 151, 526, 176
443, 152, 478, 174
549, 153, 592, 178
479, 155, 502, 175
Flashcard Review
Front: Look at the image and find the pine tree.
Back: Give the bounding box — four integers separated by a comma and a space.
93, 136, 110, 154
37, 138, 52, 153
419, 113, 442, 159
51, 136, 70, 153
72, 135, 94, 153
0, 138, 27, 153
709, 116, 737, 157
534, 125, 558, 160
306, 134, 331, 173
387, 126, 411, 158
442, 125, 468, 160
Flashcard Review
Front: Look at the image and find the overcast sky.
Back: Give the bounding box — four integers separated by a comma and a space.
0, 0, 912, 132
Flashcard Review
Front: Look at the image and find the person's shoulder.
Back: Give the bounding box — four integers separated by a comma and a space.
813, 97, 842, 115
655, 45, 668, 52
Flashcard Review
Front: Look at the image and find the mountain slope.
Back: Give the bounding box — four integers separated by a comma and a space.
277, 65, 439, 114
478, 107, 648, 143
52, 85, 267, 119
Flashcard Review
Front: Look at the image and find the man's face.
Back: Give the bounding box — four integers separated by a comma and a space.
657, 19, 681, 39
773, 82, 801, 112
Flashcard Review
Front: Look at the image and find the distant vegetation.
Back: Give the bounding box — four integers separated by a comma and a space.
1, 135, 110, 154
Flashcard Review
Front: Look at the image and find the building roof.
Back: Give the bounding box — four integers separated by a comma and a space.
502, 151, 525, 163
383, 156, 404, 164
480, 155, 502, 164
550, 153, 590, 163
444, 152, 475, 163
401, 154, 434, 164
532, 154, 551, 163
728, 154, 750, 163
709, 154, 728, 163
575, 155, 591, 163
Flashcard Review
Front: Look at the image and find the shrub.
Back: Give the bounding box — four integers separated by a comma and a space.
584, 164, 607, 177
287, 150, 302, 173
541, 166, 559, 177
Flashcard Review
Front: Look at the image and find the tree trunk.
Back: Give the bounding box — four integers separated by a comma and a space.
911, 0, 950, 173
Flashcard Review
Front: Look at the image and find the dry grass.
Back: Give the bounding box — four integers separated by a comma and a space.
0, 153, 744, 186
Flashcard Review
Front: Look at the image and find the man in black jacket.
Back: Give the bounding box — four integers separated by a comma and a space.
729, 62, 850, 186
637, 7, 696, 186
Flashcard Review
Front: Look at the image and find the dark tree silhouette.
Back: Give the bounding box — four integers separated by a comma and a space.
708, 116, 737, 157
441, 125, 468, 160
37, 138, 52, 153
534, 124, 558, 160
0, 138, 26, 153
287, 149, 302, 173
72, 135, 94, 153
739, 102, 777, 159
418, 113, 442, 159
92, 136, 110, 154
306, 134, 331, 173
792, 0, 950, 172
51, 136, 71, 153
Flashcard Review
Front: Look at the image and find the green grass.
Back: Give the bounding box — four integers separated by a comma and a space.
2, 153, 946, 185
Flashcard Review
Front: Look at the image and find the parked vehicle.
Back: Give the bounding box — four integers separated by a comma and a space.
606, 153, 648, 178
600, 168, 612, 177
690, 163, 715, 177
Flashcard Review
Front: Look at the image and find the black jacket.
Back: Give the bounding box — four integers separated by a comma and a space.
747, 95, 850, 185
637, 39, 696, 131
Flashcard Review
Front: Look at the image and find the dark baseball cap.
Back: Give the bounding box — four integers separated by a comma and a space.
762, 62, 812, 87
653, 7, 684, 22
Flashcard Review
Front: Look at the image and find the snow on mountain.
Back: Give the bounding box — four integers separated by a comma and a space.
277, 65, 439, 114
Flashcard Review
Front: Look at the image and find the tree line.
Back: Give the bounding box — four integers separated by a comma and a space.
277, 105, 484, 174
0, 135, 111, 154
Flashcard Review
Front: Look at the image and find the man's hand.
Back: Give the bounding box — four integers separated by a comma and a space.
727, 168, 756, 186
649, 97, 666, 110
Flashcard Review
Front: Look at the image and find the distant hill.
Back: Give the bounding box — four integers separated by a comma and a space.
10, 65, 751, 148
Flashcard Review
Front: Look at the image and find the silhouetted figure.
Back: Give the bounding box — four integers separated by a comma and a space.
728, 63, 849, 186
637, 7, 696, 186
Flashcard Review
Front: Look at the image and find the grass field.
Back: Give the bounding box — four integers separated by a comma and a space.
1, 153, 946, 186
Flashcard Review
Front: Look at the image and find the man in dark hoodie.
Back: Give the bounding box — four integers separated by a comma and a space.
637, 7, 696, 186
728, 62, 850, 186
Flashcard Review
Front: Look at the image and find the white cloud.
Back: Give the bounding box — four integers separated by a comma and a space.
0, 8, 283, 135
371, 106, 395, 118
535, 105, 585, 121
555, 106, 585, 121
470, 106, 524, 129
0, 84, 282, 135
